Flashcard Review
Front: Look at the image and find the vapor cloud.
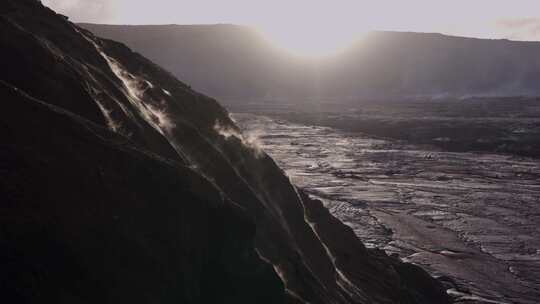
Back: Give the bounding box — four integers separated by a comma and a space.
497, 18, 540, 29
496, 17, 540, 41
214, 121, 264, 158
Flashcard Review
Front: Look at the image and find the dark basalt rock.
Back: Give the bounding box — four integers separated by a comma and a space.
0, 81, 284, 304
0, 1, 451, 303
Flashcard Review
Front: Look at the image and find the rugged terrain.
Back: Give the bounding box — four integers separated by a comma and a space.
0, 1, 449, 303
235, 113, 540, 304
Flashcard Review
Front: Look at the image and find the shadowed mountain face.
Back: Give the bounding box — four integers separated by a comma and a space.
1, 1, 450, 303
0, 82, 284, 304
80, 23, 540, 102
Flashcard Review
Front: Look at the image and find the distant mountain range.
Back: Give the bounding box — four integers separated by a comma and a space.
80, 23, 540, 103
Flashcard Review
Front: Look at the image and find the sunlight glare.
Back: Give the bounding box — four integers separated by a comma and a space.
260, 23, 366, 58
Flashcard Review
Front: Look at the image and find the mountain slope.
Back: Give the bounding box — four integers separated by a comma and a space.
80, 23, 540, 102
0, 80, 283, 304
1, 1, 450, 303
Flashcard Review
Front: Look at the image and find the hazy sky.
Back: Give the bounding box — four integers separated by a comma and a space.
42, 0, 540, 55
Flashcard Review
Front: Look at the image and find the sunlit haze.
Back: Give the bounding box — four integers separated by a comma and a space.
43, 0, 540, 56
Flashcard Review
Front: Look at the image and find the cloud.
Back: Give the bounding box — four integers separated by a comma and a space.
41, 0, 113, 22
497, 17, 540, 29
496, 17, 540, 40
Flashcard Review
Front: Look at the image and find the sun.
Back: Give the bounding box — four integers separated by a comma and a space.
260, 23, 364, 58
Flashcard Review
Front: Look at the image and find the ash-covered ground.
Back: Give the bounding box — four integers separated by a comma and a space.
234, 113, 540, 304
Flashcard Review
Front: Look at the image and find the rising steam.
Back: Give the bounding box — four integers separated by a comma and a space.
214, 120, 264, 158
97, 45, 176, 136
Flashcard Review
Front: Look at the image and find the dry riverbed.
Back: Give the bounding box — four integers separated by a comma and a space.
235, 113, 540, 304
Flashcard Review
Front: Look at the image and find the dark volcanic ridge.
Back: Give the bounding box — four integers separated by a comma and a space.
1, 1, 449, 303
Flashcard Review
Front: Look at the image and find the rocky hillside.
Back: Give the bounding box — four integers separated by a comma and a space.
1, 1, 450, 303
81, 23, 540, 102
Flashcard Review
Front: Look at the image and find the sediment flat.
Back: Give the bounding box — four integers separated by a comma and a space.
235, 113, 540, 304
